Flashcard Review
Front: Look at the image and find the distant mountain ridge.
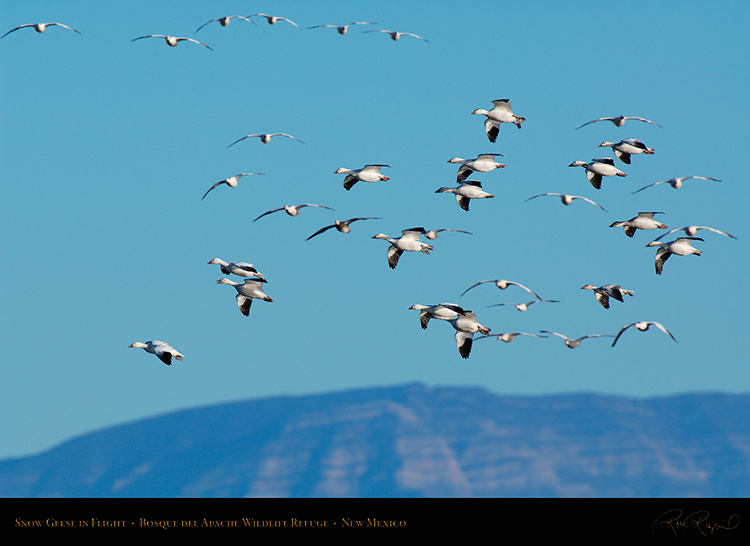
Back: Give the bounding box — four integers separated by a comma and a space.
1, 383, 749, 497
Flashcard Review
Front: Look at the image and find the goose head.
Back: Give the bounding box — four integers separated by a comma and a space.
128, 342, 148, 349
568, 160, 587, 168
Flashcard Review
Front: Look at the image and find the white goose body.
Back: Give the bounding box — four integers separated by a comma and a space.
525, 192, 606, 211
581, 284, 634, 309
195, 15, 256, 33
598, 139, 655, 164
372, 227, 434, 269
216, 278, 273, 316
461, 279, 542, 299
254, 203, 333, 221
207, 258, 265, 279
2, 22, 81, 39
306, 217, 380, 240
435, 181, 494, 211
409, 303, 466, 329
334, 164, 390, 190
477, 332, 547, 343
129, 340, 184, 366
228, 133, 303, 146
471, 99, 525, 142
610, 212, 667, 237
423, 228, 472, 240
363, 29, 429, 42
569, 158, 626, 189
448, 154, 505, 182
488, 299, 558, 312
646, 237, 703, 275
307, 22, 375, 34
201, 172, 264, 199
575, 115, 661, 130
653, 225, 736, 241
448, 311, 490, 358
632, 176, 721, 194
131, 34, 213, 50
250, 13, 301, 28
541, 331, 613, 349
612, 321, 677, 347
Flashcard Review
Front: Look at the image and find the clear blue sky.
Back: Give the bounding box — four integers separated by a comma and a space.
1, 1, 747, 459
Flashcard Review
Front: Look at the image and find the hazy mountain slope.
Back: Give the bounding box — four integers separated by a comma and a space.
1, 384, 748, 497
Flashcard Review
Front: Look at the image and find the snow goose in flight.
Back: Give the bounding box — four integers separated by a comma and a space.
249, 13, 302, 29
306, 217, 381, 240
611, 321, 677, 347
254, 203, 333, 221
228, 133, 303, 146
129, 340, 184, 366
580, 284, 634, 309
488, 299, 559, 312
476, 332, 547, 343
363, 29, 429, 42
575, 115, 661, 130
216, 278, 273, 316
334, 164, 390, 191
540, 331, 613, 349
598, 139, 655, 164
646, 237, 703, 275
525, 192, 606, 212
423, 228, 472, 240
568, 158, 626, 189
471, 99, 526, 142
194, 15, 256, 33
632, 176, 721, 194
652, 225, 736, 241
448, 154, 505, 182
201, 172, 265, 199
372, 227, 434, 269
2, 22, 81, 39
307, 22, 375, 34
609, 212, 667, 237
448, 311, 491, 359
207, 259, 265, 280
461, 279, 543, 299
409, 303, 466, 329
435, 181, 494, 211
131, 34, 213, 50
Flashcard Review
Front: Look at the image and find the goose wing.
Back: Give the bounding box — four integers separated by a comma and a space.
228, 134, 260, 147
253, 207, 285, 221
573, 195, 607, 211
236, 294, 252, 316
461, 280, 493, 296
387, 246, 403, 269
575, 117, 612, 130
626, 116, 661, 127
1, 24, 35, 38
455, 330, 473, 359
201, 180, 226, 199
306, 224, 336, 240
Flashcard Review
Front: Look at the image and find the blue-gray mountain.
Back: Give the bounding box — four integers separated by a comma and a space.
1, 384, 749, 497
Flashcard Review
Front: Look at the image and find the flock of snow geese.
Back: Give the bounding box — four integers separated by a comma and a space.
402, 104, 734, 358
7, 12, 735, 364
